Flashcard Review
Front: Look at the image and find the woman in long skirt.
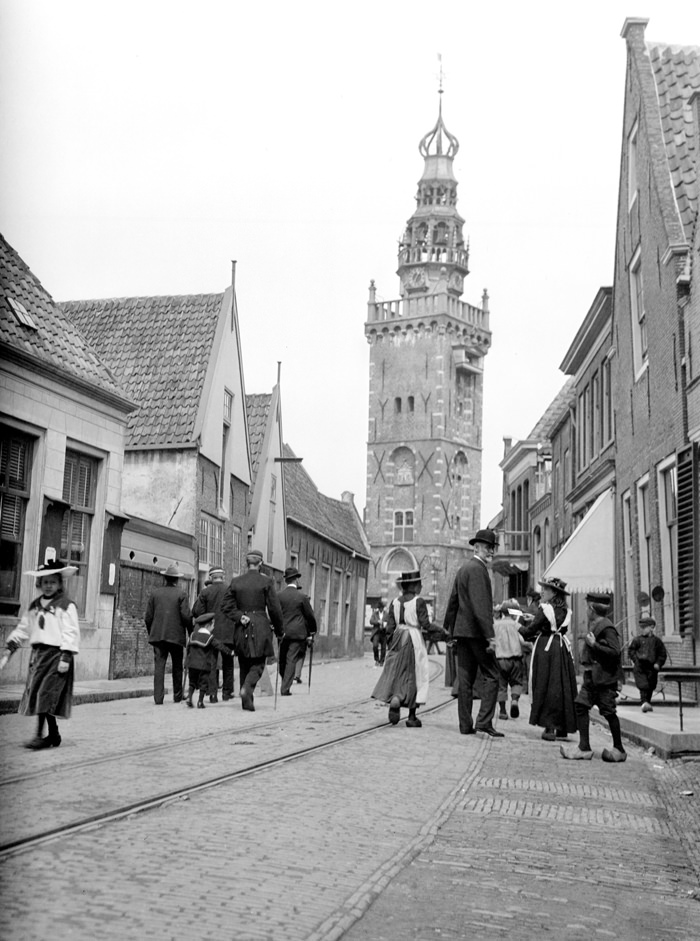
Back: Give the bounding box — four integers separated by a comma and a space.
372, 570, 431, 728
4, 560, 80, 749
519, 576, 578, 741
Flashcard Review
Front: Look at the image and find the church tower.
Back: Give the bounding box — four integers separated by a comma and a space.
364, 95, 491, 618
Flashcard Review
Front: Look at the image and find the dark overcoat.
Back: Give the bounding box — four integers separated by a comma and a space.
192, 581, 237, 645
220, 570, 284, 659
442, 557, 494, 641
278, 586, 317, 640
144, 584, 192, 646
579, 615, 621, 687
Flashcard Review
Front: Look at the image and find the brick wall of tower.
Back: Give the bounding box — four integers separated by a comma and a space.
365, 316, 485, 612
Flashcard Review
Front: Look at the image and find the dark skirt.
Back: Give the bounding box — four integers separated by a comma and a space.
19, 644, 74, 719
528, 633, 578, 733
372, 630, 418, 709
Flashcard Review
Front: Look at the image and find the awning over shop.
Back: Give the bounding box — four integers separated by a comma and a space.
542, 488, 614, 593
491, 559, 529, 577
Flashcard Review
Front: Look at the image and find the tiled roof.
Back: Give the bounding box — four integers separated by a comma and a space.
0, 234, 126, 401
62, 293, 225, 447
526, 377, 576, 441
648, 42, 700, 240
283, 443, 369, 557
245, 394, 272, 484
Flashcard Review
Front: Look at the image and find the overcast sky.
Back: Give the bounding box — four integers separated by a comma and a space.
2, 1, 700, 526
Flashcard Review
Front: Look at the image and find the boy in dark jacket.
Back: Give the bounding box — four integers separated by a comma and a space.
185, 615, 229, 709
628, 616, 668, 713
561, 592, 626, 763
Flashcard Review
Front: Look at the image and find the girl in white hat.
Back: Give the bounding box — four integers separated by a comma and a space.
4, 560, 80, 749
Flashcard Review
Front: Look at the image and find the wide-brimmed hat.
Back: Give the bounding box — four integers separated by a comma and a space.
284, 566, 302, 580
539, 576, 570, 596
469, 528, 498, 548
161, 563, 183, 578
396, 569, 422, 585
208, 566, 225, 578
26, 560, 78, 578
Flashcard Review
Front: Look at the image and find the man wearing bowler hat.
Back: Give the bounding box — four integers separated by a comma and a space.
144, 564, 192, 705
220, 549, 284, 711
443, 528, 504, 738
561, 592, 627, 762
278, 566, 317, 696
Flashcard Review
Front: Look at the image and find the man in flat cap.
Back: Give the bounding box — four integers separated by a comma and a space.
562, 592, 627, 762
220, 550, 284, 711
277, 566, 317, 696
443, 529, 504, 738
628, 616, 667, 713
144, 564, 192, 705
192, 566, 237, 703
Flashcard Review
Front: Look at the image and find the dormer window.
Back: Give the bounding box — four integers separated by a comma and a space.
6, 296, 37, 330
223, 389, 233, 424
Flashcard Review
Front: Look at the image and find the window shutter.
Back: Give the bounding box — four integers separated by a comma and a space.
676, 443, 698, 636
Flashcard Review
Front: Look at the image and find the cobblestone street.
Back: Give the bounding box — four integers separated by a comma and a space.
1, 656, 698, 940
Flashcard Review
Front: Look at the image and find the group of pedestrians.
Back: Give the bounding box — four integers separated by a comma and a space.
371, 526, 647, 767
146, 550, 317, 713
5, 530, 664, 757
4, 549, 317, 749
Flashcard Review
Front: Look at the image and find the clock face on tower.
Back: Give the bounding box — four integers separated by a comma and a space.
449, 271, 463, 291
409, 269, 426, 288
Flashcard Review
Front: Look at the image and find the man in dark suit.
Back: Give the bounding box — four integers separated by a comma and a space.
192, 566, 237, 703
443, 529, 504, 738
144, 564, 192, 705
220, 549, 284, 711
278, 566, 317, 696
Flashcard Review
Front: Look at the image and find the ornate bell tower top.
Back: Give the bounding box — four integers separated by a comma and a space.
397, 92, 469, 299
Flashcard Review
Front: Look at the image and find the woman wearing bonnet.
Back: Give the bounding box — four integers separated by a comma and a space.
519, 576, 577, 742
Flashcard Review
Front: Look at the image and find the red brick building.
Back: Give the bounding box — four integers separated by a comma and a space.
611, 20, 699, 658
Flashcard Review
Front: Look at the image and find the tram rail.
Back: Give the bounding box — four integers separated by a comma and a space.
0, 660, 450, 859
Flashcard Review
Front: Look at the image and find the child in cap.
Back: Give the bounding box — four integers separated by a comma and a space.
494, 600, 527, 720
628, 616, 667, 713
4, 560, 80, 749
185, 615, 229, 709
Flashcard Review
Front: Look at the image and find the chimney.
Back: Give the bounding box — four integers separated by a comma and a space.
620, 17, 649, 43
503, 437, 512, 458
341, 491, 355, 504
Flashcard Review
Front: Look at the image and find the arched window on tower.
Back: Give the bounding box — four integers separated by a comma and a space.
433, 222, 448, 245
408, 396, 415, 413
394, 397, 402, 414
392, 447, 415, 486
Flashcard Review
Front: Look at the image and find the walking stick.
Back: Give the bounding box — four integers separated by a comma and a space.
307, 636, 314, 692
274, 645, 280, 711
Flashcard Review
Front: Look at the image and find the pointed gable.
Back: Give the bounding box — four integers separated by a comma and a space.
245, 393, 272, 485
61, 293, 225, 448
0, 234, 129, 404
